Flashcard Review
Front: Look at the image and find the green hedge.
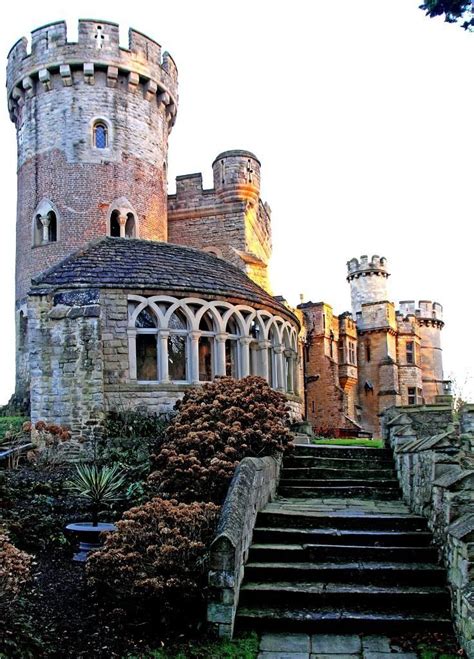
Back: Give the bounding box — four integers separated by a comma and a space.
0, 416, 28, 438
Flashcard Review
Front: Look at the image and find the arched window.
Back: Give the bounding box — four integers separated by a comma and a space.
225, 316, 241, 378
33, 210, 57, 246
135, 307, 158, 381
93, 121, 108, 149
110, 210, 121, 237
198, 311, 216, 381
125, 213, 136, 238
168, 310, 188, 381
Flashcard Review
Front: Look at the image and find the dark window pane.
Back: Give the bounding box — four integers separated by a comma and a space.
137, 334, 157, 381
136, 308, 157, 328
111, 211, 120, 237
199, 336, 213, 381
169, 311, 187, 331
225, 339, 237, 377
169, 335, 187, 380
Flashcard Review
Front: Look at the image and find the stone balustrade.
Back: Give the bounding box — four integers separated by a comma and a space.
207, 454, 281, 638
383, 405, 474, 657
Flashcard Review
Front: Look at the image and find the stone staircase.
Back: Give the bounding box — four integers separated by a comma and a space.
236, 444, 452, 634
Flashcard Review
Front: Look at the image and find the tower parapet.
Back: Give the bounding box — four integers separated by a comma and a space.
347, 254, 390, 318
398, 300, 444, 327
7, 20, 178, 128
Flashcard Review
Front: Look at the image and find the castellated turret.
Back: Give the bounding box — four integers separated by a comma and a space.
212, 150, 261, 204
7, 19, 178, 303
347, 255, 390, 318
397, 300, 445, 402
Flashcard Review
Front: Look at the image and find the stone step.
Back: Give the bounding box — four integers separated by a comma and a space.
292, 445, 391, 458
278, 485, 400, 500
281, 467, 397, 480
257, 510, 428, 531
252, 527, 434, 547
236, 606, 452, 634
243, 561, 445, 586
247, 543, 439, 564
279, 478, 399, 488
239, 581, 450, 611
284, 455, 394, 469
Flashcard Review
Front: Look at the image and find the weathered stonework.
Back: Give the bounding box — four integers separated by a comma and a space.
168, 151, 272, 293
207, 455, 281, 638
383, 406, 474, 657
299, 256, 448, 437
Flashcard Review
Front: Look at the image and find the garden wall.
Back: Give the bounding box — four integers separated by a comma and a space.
383, 405, 474, 658
207, 455, 281, 638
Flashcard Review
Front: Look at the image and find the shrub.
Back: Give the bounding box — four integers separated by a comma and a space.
23, 420, 90, 467
148, 376, 293, 503
86, 498, 219, 628
103, 408, 172, 441
0, 532, 32, 606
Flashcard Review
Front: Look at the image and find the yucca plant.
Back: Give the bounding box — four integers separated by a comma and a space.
66, 464, 126, 526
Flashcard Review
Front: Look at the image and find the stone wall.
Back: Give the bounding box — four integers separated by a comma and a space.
168, 151, 272, 293
28, 289, 104, 437
383, 406, 474, 657
207, 455, 281, 638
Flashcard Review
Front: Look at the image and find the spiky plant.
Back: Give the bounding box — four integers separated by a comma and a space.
66, 464, 126, 526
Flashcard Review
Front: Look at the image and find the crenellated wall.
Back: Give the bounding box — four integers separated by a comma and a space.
168, 151, 272, 292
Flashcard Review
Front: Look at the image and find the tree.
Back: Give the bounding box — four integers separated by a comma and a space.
420, 1, 474, 30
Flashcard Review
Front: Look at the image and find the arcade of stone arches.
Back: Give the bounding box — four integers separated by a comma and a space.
127, 295, 299, 394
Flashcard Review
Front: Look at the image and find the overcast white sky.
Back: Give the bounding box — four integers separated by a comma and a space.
0, 0, 473, 405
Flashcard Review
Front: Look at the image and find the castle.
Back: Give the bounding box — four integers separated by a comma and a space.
6, 20, 448, 437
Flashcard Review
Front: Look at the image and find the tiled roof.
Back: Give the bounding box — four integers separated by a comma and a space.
31, 237, 296, 320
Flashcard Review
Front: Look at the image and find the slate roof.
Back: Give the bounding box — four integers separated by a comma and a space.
31, 237, 297, 321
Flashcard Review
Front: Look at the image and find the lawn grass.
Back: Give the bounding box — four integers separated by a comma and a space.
0, 416, 27, 437
140, 632, 259, 658
311, 437, 384, 448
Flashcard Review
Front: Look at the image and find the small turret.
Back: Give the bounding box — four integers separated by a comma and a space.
347, 254, 390, 318
212, 150, 261, 204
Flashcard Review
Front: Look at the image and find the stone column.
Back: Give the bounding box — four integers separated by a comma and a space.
189, 331, 201, 384
258, 340, 271, 382
239, 337, 252, 378
118, 214, 127, 238
127, 329, 137, 379
215, 333, 228, 376
158, 330, 170, 382
40, 214, 50, 242
285, 349, 295, 394
274, 346, 285, 392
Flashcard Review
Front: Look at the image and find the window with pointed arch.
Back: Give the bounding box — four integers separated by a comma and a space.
225, 315, 240, 378
33, 210, 57, 246
93, 120, 108, 149
168, 309, 189, 381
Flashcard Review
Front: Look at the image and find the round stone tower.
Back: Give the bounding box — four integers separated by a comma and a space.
212, 150, 261, 204
7, 19, 178, 303
346, 255, 390, 317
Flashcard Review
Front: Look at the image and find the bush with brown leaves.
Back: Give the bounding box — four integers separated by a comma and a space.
86, 498, 219, 626
148, 376, 293, 503
0, 532, 32, 608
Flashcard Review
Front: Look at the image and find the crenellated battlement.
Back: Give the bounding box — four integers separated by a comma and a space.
347, 254, 389, 279
7, 19, 178, 127
397, 300, 443, 324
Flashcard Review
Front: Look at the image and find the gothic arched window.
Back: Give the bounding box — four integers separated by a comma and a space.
33, 209, 57, 246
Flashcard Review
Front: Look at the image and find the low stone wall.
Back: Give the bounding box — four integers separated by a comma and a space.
207, 455, 281, 638
383, 406, 474, 658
